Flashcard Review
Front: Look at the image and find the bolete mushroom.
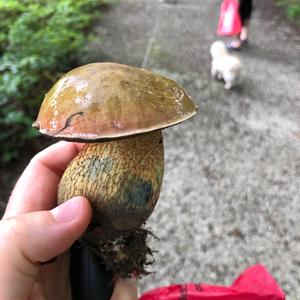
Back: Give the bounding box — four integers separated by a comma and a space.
33, 62, 197, 277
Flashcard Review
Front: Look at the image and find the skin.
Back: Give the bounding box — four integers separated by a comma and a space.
0, 141, 137, 300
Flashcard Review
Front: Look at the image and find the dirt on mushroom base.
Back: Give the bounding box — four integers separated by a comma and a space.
82, 226, 157, 277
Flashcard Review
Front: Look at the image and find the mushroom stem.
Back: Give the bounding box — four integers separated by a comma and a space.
58, 130, 164, 276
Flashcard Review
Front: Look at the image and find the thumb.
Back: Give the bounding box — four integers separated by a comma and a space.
0, 196, 92, 300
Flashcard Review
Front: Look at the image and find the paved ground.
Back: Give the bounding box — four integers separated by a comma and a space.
0, 1, 298, 298
89, 0, 300, 298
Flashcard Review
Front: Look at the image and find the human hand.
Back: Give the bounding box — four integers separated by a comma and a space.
0, 141, 137, 300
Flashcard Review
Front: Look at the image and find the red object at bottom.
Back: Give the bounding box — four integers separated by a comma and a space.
139, 264, 285, 300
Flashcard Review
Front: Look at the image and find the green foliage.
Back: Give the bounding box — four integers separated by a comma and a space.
275, 0, 300, 24
0, 0, 116, 163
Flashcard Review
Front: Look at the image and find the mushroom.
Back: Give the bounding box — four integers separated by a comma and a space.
33, 62, 197, 277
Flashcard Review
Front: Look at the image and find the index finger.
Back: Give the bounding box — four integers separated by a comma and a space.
3, 141, 84, 219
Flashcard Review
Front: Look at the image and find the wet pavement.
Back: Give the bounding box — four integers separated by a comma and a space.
90, 0, 300, 298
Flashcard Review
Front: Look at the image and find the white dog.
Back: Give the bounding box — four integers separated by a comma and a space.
210, 41, 242, 90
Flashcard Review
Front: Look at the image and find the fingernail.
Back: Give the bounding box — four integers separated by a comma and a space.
51, 197, 83, 223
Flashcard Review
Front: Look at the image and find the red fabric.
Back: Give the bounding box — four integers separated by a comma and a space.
217, 0, 242, 36
139, 264, 285, 300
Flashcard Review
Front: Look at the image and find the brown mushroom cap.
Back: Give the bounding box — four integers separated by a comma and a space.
34, 62, 197, 140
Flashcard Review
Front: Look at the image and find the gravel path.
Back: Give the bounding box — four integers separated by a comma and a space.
91, 0, 300, 298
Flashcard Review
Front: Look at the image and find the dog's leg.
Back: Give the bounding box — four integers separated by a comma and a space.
211, 64, 218, 78
223, 71, 235, 89
217, 73, 223, 80
224, 82, 233, 89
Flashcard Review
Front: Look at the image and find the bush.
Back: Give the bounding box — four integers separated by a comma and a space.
275, 0, 300, 24
0, 0, 116, 163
